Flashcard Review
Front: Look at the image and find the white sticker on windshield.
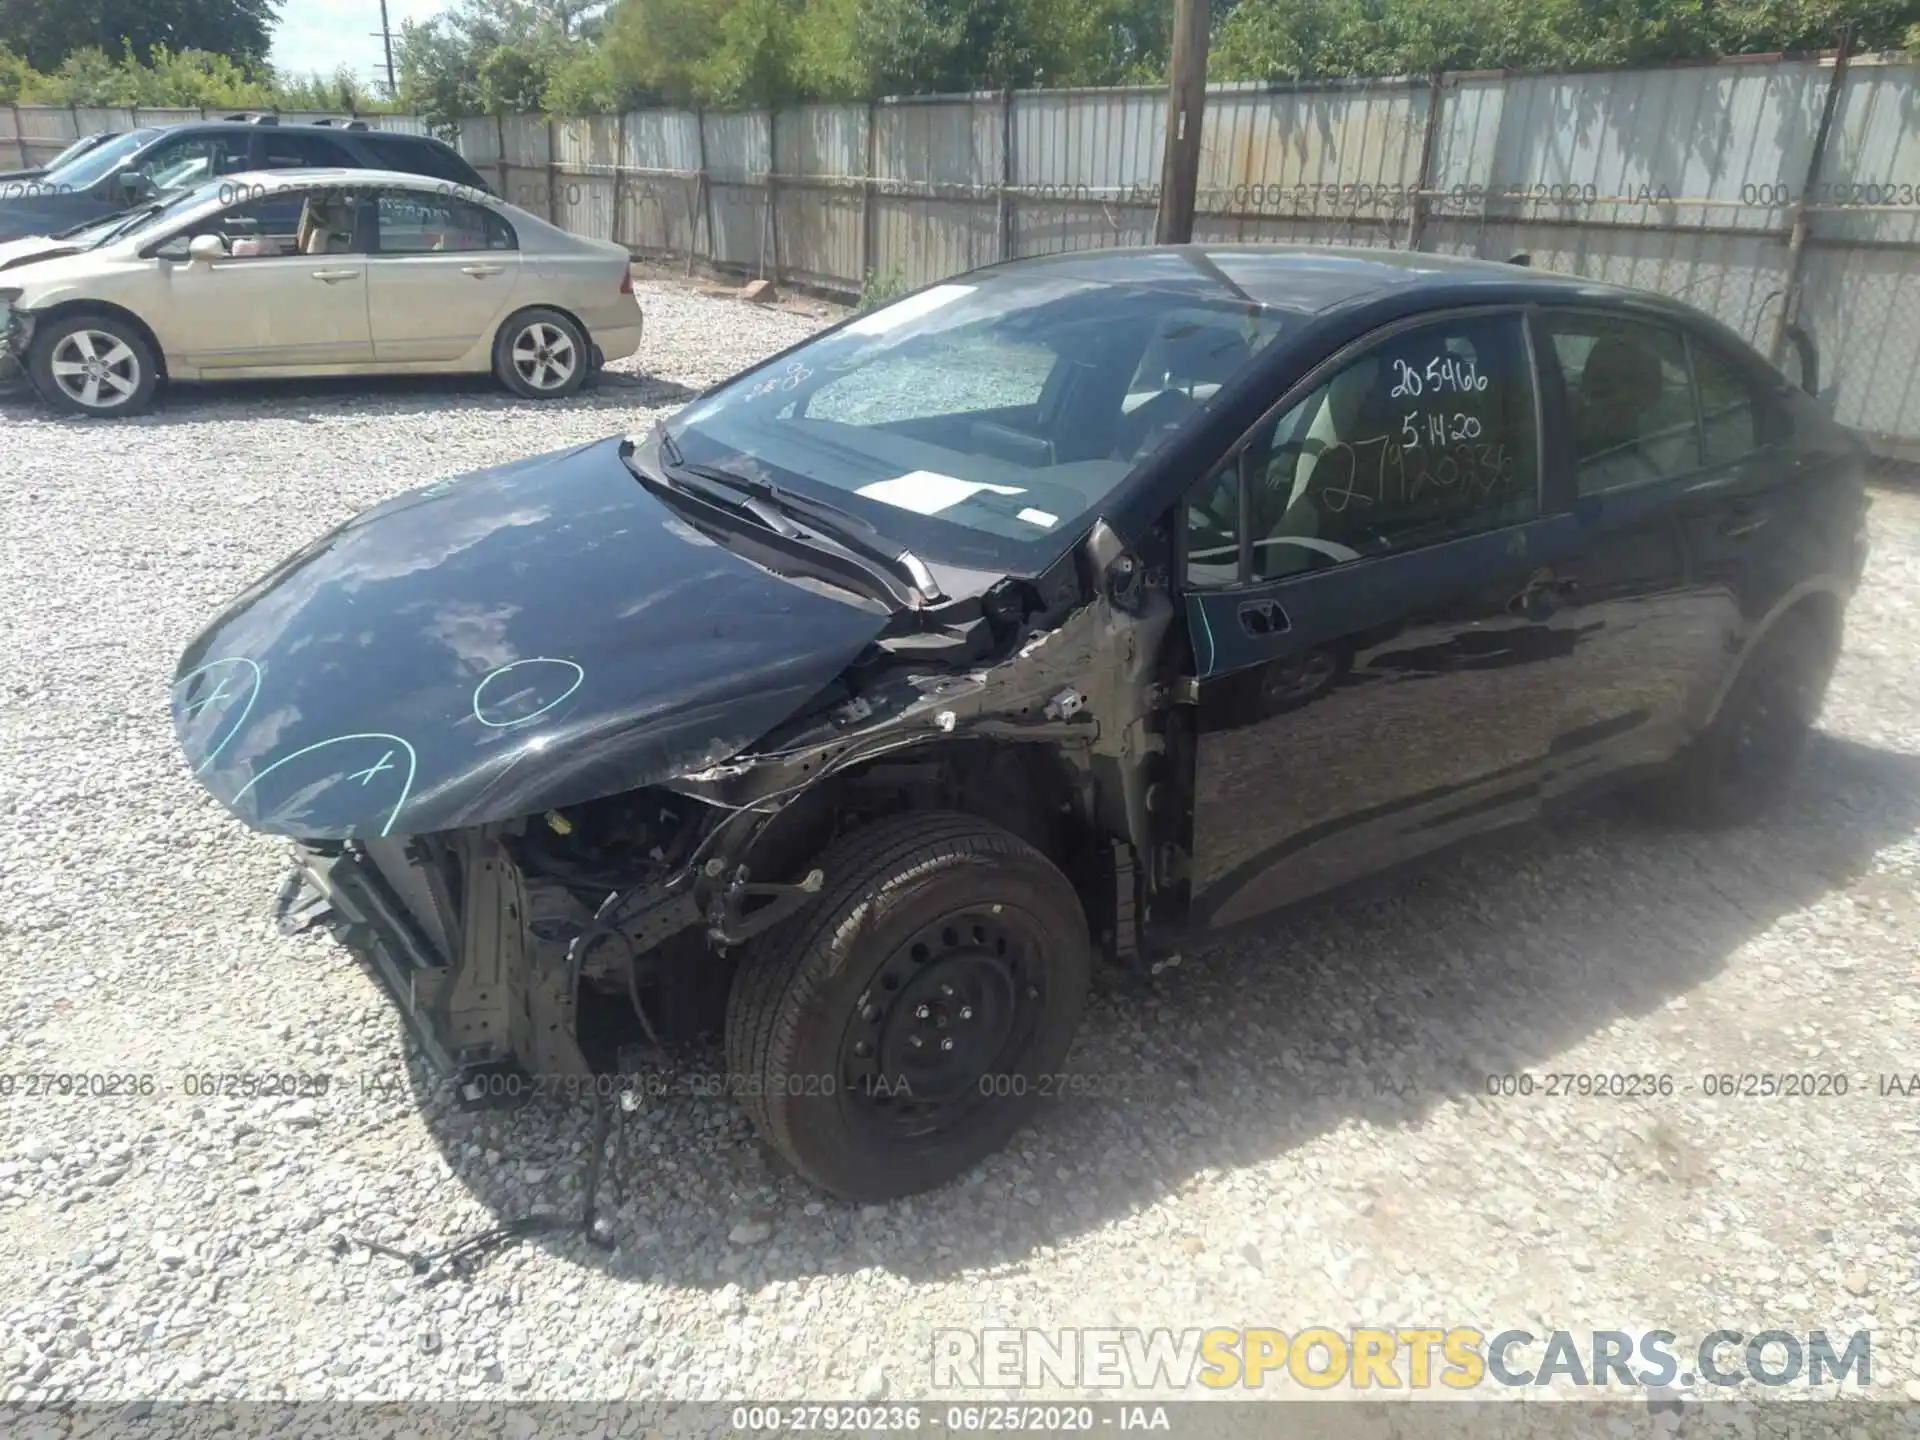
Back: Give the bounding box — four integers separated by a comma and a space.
856, 471, 1024, 516
1017, 507, 1059, 528
844, 284, 975, 336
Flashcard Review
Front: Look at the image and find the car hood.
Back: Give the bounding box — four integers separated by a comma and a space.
0, 234, 88, 272
171, 436, 894, 839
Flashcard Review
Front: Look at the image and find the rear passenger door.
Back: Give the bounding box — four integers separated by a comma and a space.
365, 192, 523, 362
1180, 309, 1588, 929
1534, 309, 1776, 790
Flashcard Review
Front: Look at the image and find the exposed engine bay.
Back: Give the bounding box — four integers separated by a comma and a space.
283, 515, 1182, 1098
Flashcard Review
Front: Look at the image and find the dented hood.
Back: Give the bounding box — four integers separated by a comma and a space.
171, 436, 891, 838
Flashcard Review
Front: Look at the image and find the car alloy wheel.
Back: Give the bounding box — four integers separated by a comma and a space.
510, 321, 577, 391
49, 328, 142, 411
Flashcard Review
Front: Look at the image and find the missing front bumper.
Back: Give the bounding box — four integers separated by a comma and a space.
291, 837, 595, 1098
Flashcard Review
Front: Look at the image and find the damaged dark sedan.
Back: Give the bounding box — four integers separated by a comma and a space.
171, 246, 1867, 1199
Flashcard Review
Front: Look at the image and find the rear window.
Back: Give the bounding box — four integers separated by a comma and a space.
360, 134, 487, 189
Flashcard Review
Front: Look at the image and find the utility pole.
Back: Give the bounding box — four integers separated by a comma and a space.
374, 0, 398, 100
1154, 0, 1209, 244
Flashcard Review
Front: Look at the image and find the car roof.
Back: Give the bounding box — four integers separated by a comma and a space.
148, 119, 442, 142
215, 166, 485, 191
985, 243, 1650, 316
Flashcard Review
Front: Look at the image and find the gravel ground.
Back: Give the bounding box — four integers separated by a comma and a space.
0, 280, 1917, 1422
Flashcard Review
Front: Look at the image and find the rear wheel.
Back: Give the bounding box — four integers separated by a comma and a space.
1654, 609, 1836, 827
724, 812, 1090, 1200
492, 307, 589, 400
29, 313, 158, 418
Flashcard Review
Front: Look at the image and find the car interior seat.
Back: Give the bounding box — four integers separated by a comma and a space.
1268, 358, 1381, 543
1112, 323, 1255, 461
1573, 335, 1662, 474
297, 200, 351, 255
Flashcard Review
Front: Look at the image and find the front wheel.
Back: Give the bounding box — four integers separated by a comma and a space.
724, 812, 1091, 1200
29, 313, 158, 418
492, 307, 589, 400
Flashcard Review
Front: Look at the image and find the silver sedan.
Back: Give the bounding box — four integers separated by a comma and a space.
0, 168, 643, 416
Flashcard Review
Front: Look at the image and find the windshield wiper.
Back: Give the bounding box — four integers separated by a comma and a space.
47, 204, 151, 245
623, 442, 935, 610
654, 438, 944, 603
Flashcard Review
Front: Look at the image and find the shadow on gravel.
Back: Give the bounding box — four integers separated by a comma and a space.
389, 731, 1920, 1290
0, 370, 697, 425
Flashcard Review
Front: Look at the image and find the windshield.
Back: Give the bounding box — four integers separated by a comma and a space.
665, 273, 1287, 569
76, 180, 227, 247
43, 133, 112, 172
43, 129, 157, 190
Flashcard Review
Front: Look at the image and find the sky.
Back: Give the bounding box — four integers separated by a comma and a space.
268, 0, 454, 90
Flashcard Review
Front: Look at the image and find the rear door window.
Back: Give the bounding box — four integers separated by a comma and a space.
260, 133, 356, 170
1689, 339, 1763, 467
373, 193, 516, 253
1545, 314, 1701, 494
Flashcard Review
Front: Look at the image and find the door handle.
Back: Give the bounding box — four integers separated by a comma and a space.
1237, 598, 1290, 637
460, 264, 504, 277
311, 268, 360, 283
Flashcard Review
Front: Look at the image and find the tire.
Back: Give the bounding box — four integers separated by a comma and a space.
1653, 609, 1836, 828
492, 307, 589, 400
28, 312, 159, 418
724, 811, 1091, 1200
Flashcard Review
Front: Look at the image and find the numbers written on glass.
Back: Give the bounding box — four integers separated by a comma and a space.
1400, 410, 1482, 448
1314, 434, 1514, 515
1389, 354, 1490, 399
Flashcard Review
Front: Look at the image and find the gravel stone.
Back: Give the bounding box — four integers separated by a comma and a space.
0, 279, 1914, 1406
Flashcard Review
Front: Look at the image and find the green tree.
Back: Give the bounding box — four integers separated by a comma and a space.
477, 41, 558, 111
17, 46, 139, 104
603, 0, 724, 103
0, 0, 281, 72
274, 66, 390, 113
542, 43, 628, 111
399, 0, 613, 121
397, 18, 485, 130
0, 43, 34, 101
696, 0, 802, 106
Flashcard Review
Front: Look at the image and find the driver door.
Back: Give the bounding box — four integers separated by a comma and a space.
156, 191, 376, 371
1181, 308, 1587, 929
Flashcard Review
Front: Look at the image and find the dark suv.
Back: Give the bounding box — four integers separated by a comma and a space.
171, 246, 1868, 1201
0, 117, 489, 243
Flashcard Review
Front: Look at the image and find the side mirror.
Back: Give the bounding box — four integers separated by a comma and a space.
187, 233, 227, 265
114, 167, 156, 203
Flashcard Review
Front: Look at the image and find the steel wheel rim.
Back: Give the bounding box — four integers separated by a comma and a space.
839, 908, 1045, 1139
49, 329, 140, 409
511, 322, 576, 391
